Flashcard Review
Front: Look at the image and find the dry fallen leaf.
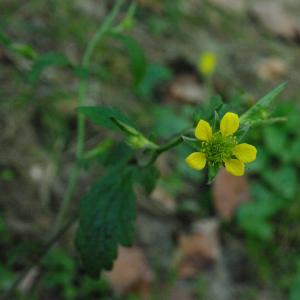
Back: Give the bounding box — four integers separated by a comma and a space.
256, 57, 287, 81
213, 168, 250, 220
249, 2, 300, 41
167, 74, 207, 104
175, 219, 221, 278
106, 246, 153, 298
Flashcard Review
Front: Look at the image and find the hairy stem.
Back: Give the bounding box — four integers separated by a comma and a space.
146, 135, 185, 166
51, 0, 125, 237
3, 1, 127, 297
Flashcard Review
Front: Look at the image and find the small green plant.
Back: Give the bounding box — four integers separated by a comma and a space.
74, 81, 287, 278
0, 0, 289, 298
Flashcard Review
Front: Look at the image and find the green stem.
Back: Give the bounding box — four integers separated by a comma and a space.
50, 0, 125, 238
156, 135, 184, 154
146, 135, 184, 166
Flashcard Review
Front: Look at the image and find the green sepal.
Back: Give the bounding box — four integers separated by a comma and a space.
182, 136, 201, 151
207, 163, 220, 184
111, 118, 157, 149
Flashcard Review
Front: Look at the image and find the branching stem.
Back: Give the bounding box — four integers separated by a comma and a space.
3, 1, 126, 297
51, 0, 125, 238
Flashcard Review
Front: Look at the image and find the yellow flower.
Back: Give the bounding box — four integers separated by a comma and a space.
198, 52, 217, 77
185, 112, 257, 176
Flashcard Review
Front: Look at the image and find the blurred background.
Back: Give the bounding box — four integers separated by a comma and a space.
1, 0, 300, 299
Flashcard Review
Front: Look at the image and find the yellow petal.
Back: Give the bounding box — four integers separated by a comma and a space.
233, 143, 257, 163
195, 120, 212, 141
224, 159, 245, 176
185, 152, 207, 170
220, 112, 239, 137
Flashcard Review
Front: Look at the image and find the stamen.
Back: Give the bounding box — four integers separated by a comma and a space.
201, 132, 237, 166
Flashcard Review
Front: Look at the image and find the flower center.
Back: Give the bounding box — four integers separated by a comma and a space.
201, 132, 237, 166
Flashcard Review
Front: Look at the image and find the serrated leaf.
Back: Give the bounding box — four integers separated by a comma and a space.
133, 165, 159, 194
240, 82, 287, 126
75, 166, 136, 277
29, 52, 72, 82
77, 106, 135, 131
101, 142, 134, 167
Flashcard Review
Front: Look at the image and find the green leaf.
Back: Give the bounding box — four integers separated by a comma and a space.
77, 106, 135, 131
248, 147, 268, 173
29, 52, 72, 82
112, 33, 147, 86
0, 29, 37, 60
75, 166, 136, 277
153, 105, 190, 138
136, 63, 172, 98
0, 30, 11, 47
101, 142, 134, 168
263, 125, 286, 156
290, 139, 300, 165
289, 261, 300, 300
11, 43, 37, 60
237, 182, 281, 240
240, 82, 287, 126
133, 165, 159, 194
78, 107, 156, 149
263, 166, 297, 200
